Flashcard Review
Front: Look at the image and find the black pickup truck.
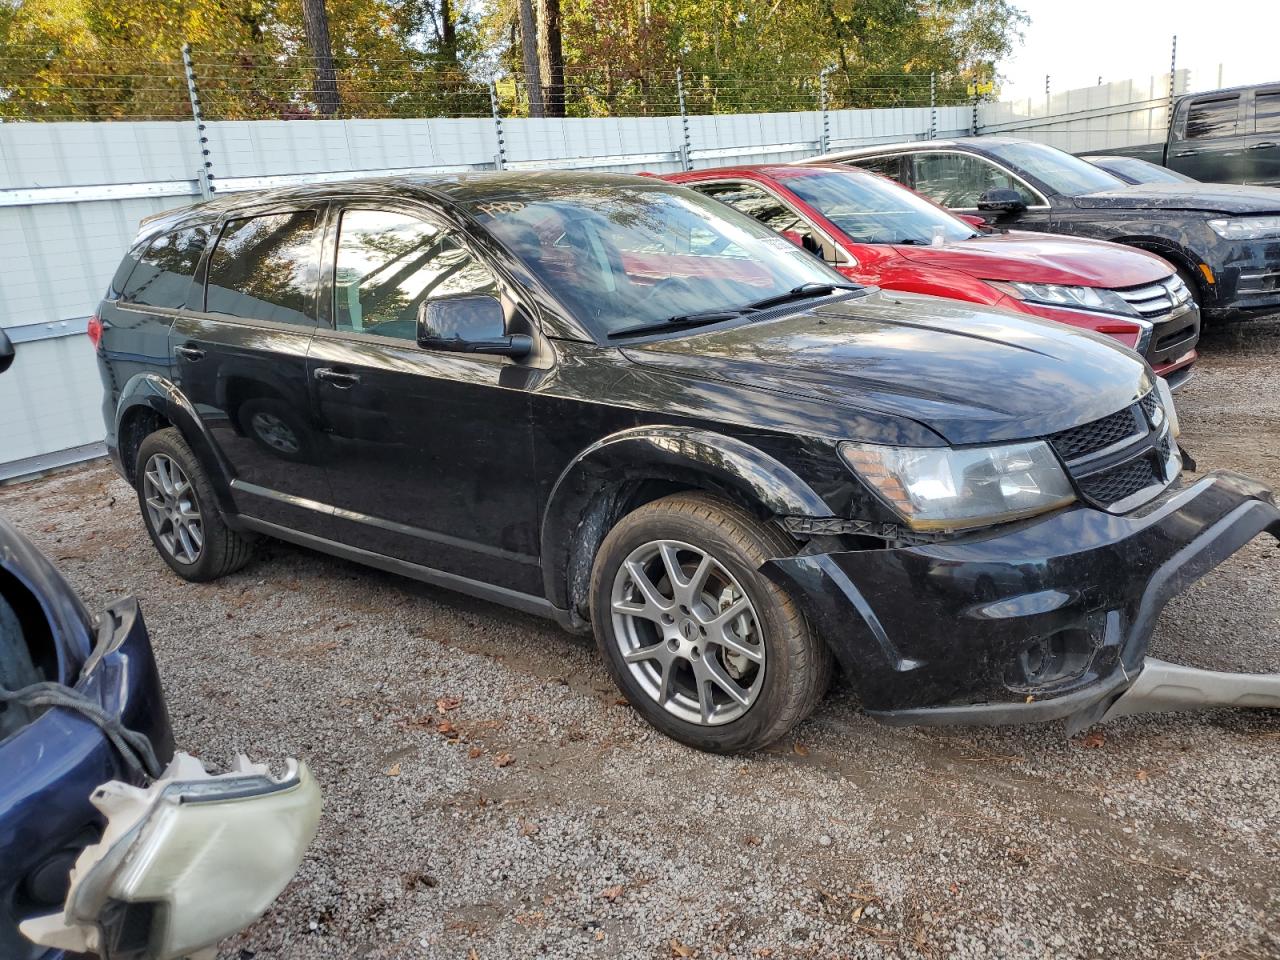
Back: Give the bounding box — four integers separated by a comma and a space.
1109, 82, 1280, 187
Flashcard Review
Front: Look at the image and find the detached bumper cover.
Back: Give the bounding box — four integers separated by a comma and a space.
765, 470, 1280, 728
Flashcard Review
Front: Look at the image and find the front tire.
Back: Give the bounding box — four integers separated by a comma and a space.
135, 428, 254, 582
590, 492, 831, 753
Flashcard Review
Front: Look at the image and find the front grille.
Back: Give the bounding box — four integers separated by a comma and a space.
1139, 391, 1158, 422
1047, 406, 1141, 461
1113, 275, 1193, 322
1078, 456, 1162, 504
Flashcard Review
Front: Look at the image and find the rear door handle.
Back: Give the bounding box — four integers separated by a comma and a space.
313, 366, 361, 388
175, 345, 205, 361
1249, 141, 1277, 150
1173, 149, 1198, 157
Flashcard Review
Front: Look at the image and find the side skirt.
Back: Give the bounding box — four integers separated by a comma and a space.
236, 515, 578, 629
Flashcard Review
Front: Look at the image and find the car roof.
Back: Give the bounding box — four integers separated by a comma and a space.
805, 136, 1034, 163
671, 162, 869, 180
142, 170, 674, 232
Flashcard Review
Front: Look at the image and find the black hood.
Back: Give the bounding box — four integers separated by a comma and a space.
621, 291, 1151, 446
1072, 181, 1280, 215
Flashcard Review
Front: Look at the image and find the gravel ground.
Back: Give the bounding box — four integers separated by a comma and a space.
4, 322, 1279, 960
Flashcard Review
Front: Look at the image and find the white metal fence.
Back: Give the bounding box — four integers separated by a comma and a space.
0, 69, 1196, 478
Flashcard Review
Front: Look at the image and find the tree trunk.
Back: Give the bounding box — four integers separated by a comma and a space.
440, 0, 458, 65
517, 0, 545, 117
301, 0, 340, 116
538, 0, 565, 117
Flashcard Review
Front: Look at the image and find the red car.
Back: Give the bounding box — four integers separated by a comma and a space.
661, 164, 1199, 386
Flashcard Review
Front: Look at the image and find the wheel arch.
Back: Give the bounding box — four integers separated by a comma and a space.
114, 373, 237, 515
1109, 234, 1206, 298
540, 426, 832, 625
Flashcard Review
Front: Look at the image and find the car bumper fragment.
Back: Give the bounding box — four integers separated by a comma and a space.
763, 470, 1280, 731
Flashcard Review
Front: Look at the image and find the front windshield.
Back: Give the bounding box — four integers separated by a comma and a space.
778, 168, 976, 245
985, 141, 1126, 197
1099, 156, 1196, 184
464, 182, 844, 337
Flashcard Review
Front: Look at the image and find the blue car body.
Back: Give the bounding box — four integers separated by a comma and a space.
0, 516, 173, 960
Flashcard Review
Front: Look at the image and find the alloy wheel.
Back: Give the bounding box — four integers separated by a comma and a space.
142, 453, 203, 565
610, 539, 766, 726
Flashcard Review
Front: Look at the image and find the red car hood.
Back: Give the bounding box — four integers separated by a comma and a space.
893, 231, 1171, 288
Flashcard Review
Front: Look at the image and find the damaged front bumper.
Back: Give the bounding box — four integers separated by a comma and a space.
765, 470, 1280, 732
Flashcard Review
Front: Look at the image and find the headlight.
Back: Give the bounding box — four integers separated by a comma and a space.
840, 440, 1076, 531
1155, 376, 1180, 438
1207, 216, 1280, 240
991, 281, 1137, 317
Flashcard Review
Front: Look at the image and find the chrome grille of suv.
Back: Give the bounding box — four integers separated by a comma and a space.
1113, 275, 1193, 322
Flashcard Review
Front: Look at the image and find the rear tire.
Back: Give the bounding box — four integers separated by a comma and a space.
135, 428, 254, 582
590, 492, 831, 753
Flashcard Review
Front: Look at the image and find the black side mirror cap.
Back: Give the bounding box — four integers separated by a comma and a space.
416, 295, 531, 359
976, 188, 1027, 214
0, 327, 14, 376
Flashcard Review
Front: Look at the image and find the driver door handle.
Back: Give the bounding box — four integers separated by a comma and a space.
1249, 141, 1277, 150
1173, 149, 1198, 157
313, 366, 360, 388
175, 345, 205, 362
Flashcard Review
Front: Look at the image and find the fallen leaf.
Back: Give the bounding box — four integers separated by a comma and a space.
468, 950, 479, 960
614, 697, 629, 706
468, 746, 483, 759
385, 763, 401, 777
1135, 768, 1150, 781
494, 753, 514, 768
948, 882, 961, 896
437, 721, 457, 736
600, 884, 623, 902
913, 930, 927, 949
436, 696, 462, 713
519, 819, 539, 837
670, 939, 694, 958
743, 835, 761, 846
793, 743, 810, 757
594, 930, 605, 942
850, 905, 865, 922
513, 911, 544, 926
1080, 731, 1106, 749
753, 950, 774, 959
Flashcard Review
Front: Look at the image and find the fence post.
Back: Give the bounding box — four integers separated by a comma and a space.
929, 72, 936, 139
181, 44, 215, 199
819, 66, 833, 154
971, 91, 979, 137
489, 80, 507, 171
1168, 34, 1178, 120
676, 67, 691, 171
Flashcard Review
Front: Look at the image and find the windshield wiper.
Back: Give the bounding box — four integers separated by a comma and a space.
607, 310, 744, 340
736, 281, 862, 313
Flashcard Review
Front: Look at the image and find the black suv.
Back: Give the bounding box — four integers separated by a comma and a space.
95, 173, 1280, 752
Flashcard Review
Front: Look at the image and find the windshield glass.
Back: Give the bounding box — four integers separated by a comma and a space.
779, 168, 976, 245
464, 182, 843, 337
985, 141, 1126, 196
1096, 156, 1196, 184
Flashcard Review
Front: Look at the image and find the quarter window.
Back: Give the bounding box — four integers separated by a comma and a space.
120, 226, 211, 309
1255, 90, 1280, 135
909, 153, 1036, 209
849, 155, 905, 183
205, 211, 320, 326
334, 209, 499, 341
1185, 95, 1240, 139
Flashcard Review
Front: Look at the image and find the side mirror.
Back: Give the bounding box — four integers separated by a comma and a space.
0, 327, 13, 375
958, 214, 988, 229
417, 295, 532, 359
976, 188, 1027, 215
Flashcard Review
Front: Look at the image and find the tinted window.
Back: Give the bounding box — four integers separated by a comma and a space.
1185, 95, 1239, 139
1255, 90, 1280, 135
909, 152, 1037, 208
120, 226, 210, 309
694, 182, 806, 234
334, 209, 499, 340
780, 168, 975, 245
1090, 156, 1195, 184
464, 183, 841, 338
850, 155, 905, 182
206, 211, 319, 326
981, 141, 1121, 197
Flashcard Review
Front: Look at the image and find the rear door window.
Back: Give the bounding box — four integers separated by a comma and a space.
205, 210, 320, 326
1185, 95, 1240, 139
333, 209, 499, 341
849, 154, 905, 183
909, 152, 1036, 208
1255, 89, 1280, 134
120, 226, 211, 309
692, 182, 808, 234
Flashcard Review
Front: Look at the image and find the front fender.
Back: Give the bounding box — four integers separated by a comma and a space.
539, 426, 832, 613
115, 373, 237, 517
